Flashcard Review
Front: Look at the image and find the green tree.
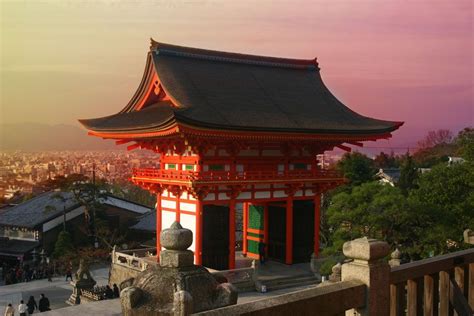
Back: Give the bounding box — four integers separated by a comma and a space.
374, 151, 398, 169
324, 182, 412, 256
53, 230, 75, 258
397, 154, 418, 195
409, 161, 474, 256
336, 152, 376, 186
454, 127, 474, 161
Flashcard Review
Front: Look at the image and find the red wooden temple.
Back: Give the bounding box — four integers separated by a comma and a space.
80, 40, 403, 270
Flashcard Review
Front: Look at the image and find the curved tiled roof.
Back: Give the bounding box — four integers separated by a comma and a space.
80, 41, 403, 136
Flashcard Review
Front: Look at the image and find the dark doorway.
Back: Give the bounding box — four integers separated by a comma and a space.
202, 204, 229, 270
267, 205, 286, 262
292, 200, 315, 263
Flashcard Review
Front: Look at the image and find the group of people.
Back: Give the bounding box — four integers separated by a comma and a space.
3, 294, 50, 316
2, 265, 53, 285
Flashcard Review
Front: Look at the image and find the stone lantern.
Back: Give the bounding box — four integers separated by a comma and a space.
120, 222, 238, 316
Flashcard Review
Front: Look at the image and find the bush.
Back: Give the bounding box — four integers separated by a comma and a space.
53, 230, 75, 259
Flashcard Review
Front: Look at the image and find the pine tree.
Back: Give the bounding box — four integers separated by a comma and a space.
398, 154, 418, 195
53, 230, 75, 258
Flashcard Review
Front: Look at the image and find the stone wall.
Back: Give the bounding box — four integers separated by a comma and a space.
109, 262, 142, 287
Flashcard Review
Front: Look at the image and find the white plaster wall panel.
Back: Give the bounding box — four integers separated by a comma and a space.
224, 165, 230, 171
203, 193, 215, 201
162, 189, 169, 197
236, 165, 244, 172
179, 213, 196, 252
305, 190, 314, 196
218, 149, 229, 156
255, 184, 270, 189
188, 193, 196, 201
278, 164, 284, 172
261, 150, 281, 156
238, 149, 258, 156
162, 210, 176, 232
255, 191, 271, 199
104, 197, 151, 214
43, 206, 85, 232
273, 191, 287, 198
162, 199, 177, 210
180, 202, 196, 213
218, 193, 230, 200
294, 190, 303, 197
237, 192, 251, 200
203, 165, 209, 172
179, 192, 187, 199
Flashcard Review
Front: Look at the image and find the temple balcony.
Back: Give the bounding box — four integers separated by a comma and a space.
131, 168, 344, 187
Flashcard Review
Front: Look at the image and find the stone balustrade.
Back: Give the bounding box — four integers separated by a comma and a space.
111, 247, 156, 272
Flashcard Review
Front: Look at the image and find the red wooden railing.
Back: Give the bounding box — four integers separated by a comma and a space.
132, 168, 342, 182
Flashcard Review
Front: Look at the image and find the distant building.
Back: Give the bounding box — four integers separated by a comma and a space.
0, 191, 152, 266
448, 156, 465, 165
375, 168, 401, 186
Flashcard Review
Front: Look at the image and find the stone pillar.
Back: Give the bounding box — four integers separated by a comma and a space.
341, 237, 390, 316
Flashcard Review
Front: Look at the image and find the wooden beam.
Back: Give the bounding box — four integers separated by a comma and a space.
314, 194, 321, 257
285, 197, 293, 265
450, 279, 473, 315
156, 193, 162, 261
347, 141, 364, 147
116, 139, 132, 145
228, 199, 236, 269
127, 143, 140, 151
336, 144, 352, 152
243, 202, 248, 255
195, 201, 203, 265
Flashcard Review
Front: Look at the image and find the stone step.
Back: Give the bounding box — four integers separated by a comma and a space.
261, 275, 319, 292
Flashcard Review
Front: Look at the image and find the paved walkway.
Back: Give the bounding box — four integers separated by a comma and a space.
0, 266, 109, 315
40, 282, 319, 315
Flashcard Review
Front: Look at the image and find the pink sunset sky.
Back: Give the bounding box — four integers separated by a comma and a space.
1, 0, 472, 151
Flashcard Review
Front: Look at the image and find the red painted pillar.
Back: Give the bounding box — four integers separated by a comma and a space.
195, 200, 203, 265
229, 199, 236, 269
176, 191, 181, 223
243, 202, 248, 255
285, 197, 293, 265
264, 203, 269, 257
156, 193, 162, 261
314, 194, 321, 257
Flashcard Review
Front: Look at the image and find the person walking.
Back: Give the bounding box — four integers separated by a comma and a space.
26, 296, 37, 314
65, 267, 72, 282
105, 285, 114, 299
113, 284, 120, 298
38, 294, 50, 312
18, 300, 27, 316
3, 303, 14, 316
258, 241, 266, 264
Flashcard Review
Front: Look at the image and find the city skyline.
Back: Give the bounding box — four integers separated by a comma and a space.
1, 0, 472, 150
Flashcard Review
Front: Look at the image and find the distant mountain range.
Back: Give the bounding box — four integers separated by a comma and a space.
0, 123, 116, 151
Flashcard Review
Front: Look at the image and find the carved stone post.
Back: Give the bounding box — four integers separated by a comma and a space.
341, 237, 390, 316
389, 248, 401, 267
